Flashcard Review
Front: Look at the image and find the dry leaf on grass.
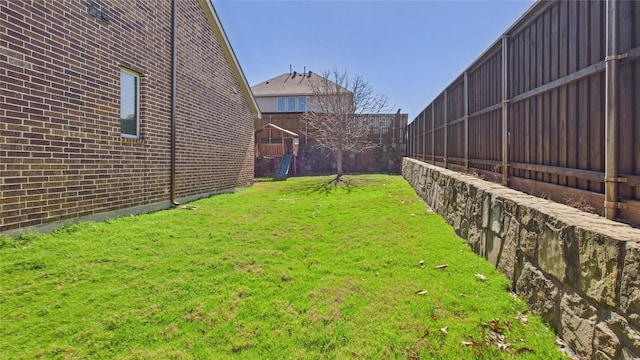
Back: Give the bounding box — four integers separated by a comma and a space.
517, 314, 529, 324
516, 347, 535, 354
484, 319, 504, 333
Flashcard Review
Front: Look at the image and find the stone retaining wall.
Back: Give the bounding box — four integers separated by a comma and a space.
402, 158, 640, 360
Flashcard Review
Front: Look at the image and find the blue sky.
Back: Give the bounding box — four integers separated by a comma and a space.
214, 0, 535, 121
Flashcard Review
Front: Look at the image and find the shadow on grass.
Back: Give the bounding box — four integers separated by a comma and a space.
253, 174, 365, 195
309, 175, 359, 195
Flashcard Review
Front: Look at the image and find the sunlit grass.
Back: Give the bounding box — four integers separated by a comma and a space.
0, 175, 565, 359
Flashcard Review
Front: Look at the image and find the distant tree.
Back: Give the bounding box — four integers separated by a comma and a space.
303, 69, 390, 183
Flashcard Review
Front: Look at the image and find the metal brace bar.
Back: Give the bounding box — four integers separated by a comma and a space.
604, 201, 627, 210
604, 177, 627, 183
605, 53, 628, 61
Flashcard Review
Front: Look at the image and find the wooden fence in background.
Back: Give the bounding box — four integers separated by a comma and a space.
256, 113, 407, 145
407, 0, 639, 225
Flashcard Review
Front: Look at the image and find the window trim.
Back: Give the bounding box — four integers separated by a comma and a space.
120, 67, 141, 139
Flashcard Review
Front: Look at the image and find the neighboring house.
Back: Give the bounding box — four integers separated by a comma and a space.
251, 71, 352, 115
251, 70, 351, 145
251, 71, 407, 176
0, 0, 261, 234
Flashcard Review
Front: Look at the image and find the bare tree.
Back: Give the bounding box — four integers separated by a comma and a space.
303, 69, 390, 182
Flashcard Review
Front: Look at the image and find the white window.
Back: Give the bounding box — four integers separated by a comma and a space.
277, 97, 285, 112
287, 97, 296, 112
120, 68, 140, 138
298, 96, 306, 112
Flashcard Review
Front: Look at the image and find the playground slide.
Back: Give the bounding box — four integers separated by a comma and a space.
275, 154, 292, 180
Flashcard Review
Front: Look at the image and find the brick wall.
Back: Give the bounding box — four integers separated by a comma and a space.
173, 1, 254, 199
0, 0, 255, 233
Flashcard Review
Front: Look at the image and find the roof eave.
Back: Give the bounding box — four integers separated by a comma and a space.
252, 92, 315, 97
200, 0, 262, 120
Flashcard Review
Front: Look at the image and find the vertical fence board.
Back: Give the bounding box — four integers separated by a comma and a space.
549, 4, 559, 184
589, 74, 604, 193
634, 59, 640, 203
566, 0, 578, 187
577, 1, 590, 190
617, 0, 634, 199
590, 1, 605, 193
558, 1, 568, 185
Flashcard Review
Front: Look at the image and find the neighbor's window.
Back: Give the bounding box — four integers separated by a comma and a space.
287, 97, 296, 112
298, 96, 306, 111
277, 97, 285, 112
120, 68, 140, 138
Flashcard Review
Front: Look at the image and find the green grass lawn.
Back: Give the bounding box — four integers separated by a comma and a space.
0, 175, 565, 359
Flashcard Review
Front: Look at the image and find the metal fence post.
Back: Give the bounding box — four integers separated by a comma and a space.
464, 72, 469, 172
501, 36, 509, 186
444, 90, 448, 169
431, 103, 435, 165
412, 120, 416, 158
423, 111, 427, 162
409, 121, 412, 158
605, 0, 620, 220
418, 112, 423, 161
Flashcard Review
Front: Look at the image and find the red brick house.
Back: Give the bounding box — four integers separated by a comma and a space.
0, 0, 261, 234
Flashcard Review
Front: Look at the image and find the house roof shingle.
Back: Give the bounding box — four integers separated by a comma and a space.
251, 72, 350, 97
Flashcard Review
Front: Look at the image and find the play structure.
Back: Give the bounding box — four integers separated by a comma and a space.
255, 123, 299, 180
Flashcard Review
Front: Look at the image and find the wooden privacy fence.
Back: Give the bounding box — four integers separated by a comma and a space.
407, 0, 640, 225
256, 113, 407, 145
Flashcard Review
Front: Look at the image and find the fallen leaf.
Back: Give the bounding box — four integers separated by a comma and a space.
488, 331, 506, 343
516, 347, 535, 354
474, 274, 486, 281
434, 264, 448, 269
461, 336, 482, 355
484, 319, 503, 333
415, 290, 428, 295
487, 330, 511, 353
517, 314, 529, 324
